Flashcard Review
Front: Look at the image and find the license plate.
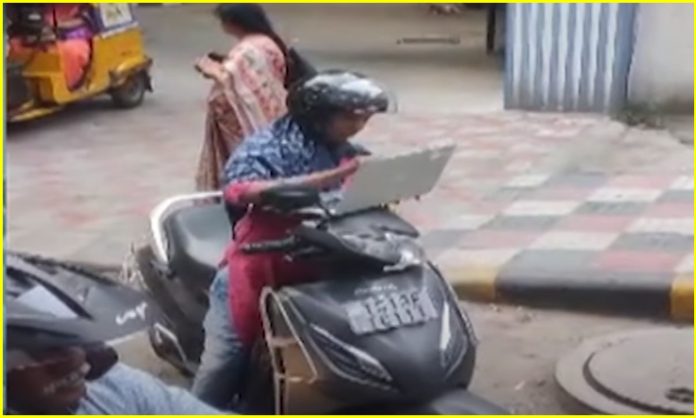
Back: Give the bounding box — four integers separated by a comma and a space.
344, 290, 438, 335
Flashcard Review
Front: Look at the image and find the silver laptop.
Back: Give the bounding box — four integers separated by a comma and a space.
325, 142, 456, 215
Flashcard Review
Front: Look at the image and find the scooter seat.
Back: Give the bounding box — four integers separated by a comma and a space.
164, 203, 231, 285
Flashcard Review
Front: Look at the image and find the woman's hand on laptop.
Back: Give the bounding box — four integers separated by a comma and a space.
337, 157, 363, 187
275, 158, 363, 192
313, 157, 361, 189
338, 157, 361, 175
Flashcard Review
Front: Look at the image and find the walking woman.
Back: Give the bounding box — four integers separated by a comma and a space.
194, 4, 290, 191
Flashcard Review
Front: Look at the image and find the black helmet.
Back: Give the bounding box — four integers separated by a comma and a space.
5, 252, 161, 372
287, 70, 390, 119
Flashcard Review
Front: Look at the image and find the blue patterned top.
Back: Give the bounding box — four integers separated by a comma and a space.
222, 115, 365, 187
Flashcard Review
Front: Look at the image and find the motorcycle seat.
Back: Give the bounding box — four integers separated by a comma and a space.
164, 203, 231, 284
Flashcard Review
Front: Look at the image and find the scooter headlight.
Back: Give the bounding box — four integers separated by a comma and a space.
310, 324, 394, 391
338, 231, 426, 270
396, 237, 427, 266
384, 234, 427, 271
439, 304, 472, 376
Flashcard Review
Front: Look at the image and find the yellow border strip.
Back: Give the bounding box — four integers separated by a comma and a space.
441, 265, 498, 302
671, 274, 695, 322
1, 2, 694, 418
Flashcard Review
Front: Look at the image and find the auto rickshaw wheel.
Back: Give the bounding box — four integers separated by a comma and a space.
110, 71, 147, 109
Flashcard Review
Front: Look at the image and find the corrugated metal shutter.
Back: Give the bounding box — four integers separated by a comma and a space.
505, 3, 637, 113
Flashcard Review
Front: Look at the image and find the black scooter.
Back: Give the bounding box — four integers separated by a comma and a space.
120, 186, 507, 414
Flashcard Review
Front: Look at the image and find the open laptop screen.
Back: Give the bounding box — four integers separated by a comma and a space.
330, 142, 456, 215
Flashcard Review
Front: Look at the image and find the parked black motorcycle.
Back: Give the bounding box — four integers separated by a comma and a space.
120, 186, 506, 414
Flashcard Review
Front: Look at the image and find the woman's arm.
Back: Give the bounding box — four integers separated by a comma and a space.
224, 159, 359, 206
194, 56, 226, 84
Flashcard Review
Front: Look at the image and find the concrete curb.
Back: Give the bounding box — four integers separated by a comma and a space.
70, 257, 693, 322
443, 266, 693, 322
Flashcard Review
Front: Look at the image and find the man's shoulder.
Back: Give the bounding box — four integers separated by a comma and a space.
84, 364, 148, 397
79, 364, 220, 415
100, 362, 146, 381
77, 364, 135, 414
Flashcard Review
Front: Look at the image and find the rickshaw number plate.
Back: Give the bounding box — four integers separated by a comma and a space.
344, 289, 438, 335
100, 4, 135, 30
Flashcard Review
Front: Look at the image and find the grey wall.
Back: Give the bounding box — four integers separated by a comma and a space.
628, 3, 694, 112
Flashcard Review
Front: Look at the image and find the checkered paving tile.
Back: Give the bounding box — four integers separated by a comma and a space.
627, 218, 693, 235
482, 215, 559, 231
422, 172, 693, 287
675, 254, 694, 274
670, 176, 694, 191
611, 233, 693, 253
588, 187, 664, 203
503, 250, 596, 272
503, 200, 581, 216
530, 231, 620, 251
557, 214, 634, 232
594, 250, 686, 273
436, 248, 520, 270
658, 190, 693, 203
575, 201, 649, 216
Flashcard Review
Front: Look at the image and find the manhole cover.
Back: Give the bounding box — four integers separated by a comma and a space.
556, 328, 694, 414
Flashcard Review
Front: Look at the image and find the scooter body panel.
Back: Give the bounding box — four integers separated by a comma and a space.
124, 193, 505, 414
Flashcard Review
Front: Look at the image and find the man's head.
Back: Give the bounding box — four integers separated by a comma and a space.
5, 252, 159, 414
287, 70, 390, 145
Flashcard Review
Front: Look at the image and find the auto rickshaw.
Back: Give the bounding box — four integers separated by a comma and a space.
6, 3, 153, 122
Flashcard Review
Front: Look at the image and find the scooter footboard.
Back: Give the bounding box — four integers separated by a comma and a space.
336, 388, 509, 415
260, 288, 349, 415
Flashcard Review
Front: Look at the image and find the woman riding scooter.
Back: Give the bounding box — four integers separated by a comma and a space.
192, 70, 388, 408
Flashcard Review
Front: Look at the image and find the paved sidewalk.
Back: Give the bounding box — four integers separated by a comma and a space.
7, 111, 693, 319
426, 172, 693, 321
6, 111, 602, 263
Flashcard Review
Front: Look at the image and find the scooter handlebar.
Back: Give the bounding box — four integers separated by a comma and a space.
240, 237, 298, 254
